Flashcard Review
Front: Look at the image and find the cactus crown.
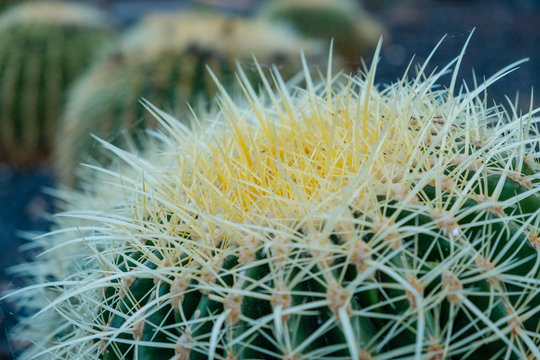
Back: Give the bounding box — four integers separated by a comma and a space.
55, 11, 327, 185
119, 12, 322, 65
0, 1, 110, 28
8, 39, 540, 359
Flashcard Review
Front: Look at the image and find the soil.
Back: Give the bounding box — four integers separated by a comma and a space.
1, 0, 539, 358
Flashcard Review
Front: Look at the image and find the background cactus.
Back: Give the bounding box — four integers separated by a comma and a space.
0, 1, 114, 166
54, 11, 328, 186
258, 0, 386, 68
7, 41, 540, 359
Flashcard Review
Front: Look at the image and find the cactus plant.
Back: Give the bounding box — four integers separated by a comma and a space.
0, 1, 113, 166
54, 11, 328, 186
258, 0, 386, 68
7, 39, 540, 359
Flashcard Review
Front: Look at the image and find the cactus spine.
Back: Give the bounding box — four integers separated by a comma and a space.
7, 41, 540, 359
0, 1, 113, 166
54, 12, 327, 186
259, 0, 386, 68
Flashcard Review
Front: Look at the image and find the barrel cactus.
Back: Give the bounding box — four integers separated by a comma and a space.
0, 1, 114, 166
55, 11, 327, 186
258, 0, 386, 68
7, 40, 540, 359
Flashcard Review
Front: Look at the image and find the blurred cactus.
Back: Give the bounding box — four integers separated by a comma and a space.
7, 41, 540, 359
259, 0, 387, 68
55, 11, 328, 186
0, 1, 114, 166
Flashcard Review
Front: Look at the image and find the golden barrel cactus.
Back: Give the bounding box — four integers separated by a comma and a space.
6, 40, 540, 359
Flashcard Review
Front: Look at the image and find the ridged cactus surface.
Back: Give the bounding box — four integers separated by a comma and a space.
55, 12, 327, 186
8, 42, 540, 359
259, 0, 386, 68
0, 1, 113, 165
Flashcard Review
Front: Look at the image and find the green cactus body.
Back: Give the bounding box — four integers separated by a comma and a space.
0, 1, 113, 166
55, 12, 328, 186
259, 0, 386, 68
7, 41, 540, 359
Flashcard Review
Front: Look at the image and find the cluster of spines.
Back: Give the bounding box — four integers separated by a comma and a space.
7, 41, 540, 360
54, 11, 327, 186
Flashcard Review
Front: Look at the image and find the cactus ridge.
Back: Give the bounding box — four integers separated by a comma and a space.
55, 11, 328, 186
6, 40, 540, 359
0, 1, 113, 165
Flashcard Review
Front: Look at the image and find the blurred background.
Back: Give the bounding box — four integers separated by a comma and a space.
0, 0, 539, 358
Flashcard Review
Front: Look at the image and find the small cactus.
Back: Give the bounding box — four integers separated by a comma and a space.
55, 11, 327, 186
7, 40, 540, 359
0, 1, 114, 166
258, 0, 386, 68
